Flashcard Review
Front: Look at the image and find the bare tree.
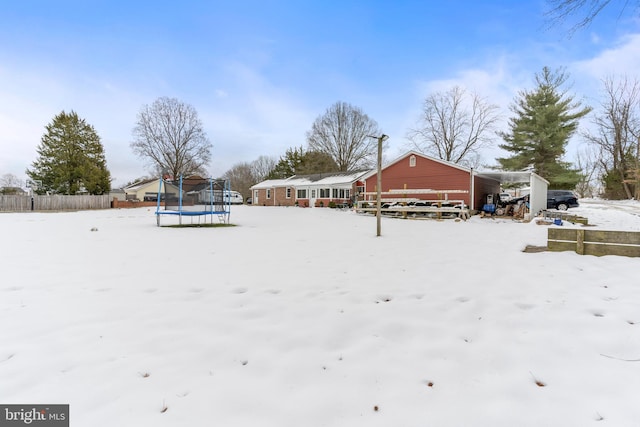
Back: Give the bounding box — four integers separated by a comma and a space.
408, 86, 500, 166
583, 76, 640, 199
545, 0, 640, 33
306, 101, 382, 171
222, 162, 255, 201
251, 155, 277, 182
573, 145, 601, 197
222, 156, 278, 200
0, 173, 23, 189
131, 97, 212, 179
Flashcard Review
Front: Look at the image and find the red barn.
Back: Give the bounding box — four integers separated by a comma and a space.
360, 151, 500, 210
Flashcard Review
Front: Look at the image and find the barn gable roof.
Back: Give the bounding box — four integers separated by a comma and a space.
359, 150, 471, 181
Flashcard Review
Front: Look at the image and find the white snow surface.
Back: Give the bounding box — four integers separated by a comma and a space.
1, 200, 639, 426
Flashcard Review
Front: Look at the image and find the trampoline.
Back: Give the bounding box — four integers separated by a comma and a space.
155, 175, 231, 226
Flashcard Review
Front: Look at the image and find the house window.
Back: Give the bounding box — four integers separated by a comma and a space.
297, 189, 307, 198
410, 155, 416, 167
266, 189, 271, 199
311, 189, 316, 198
332, 188, 338, 198
320, 188, 330, 198
286, 187, 292, 198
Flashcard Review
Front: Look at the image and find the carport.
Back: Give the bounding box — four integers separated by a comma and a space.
475, 171, 549, 218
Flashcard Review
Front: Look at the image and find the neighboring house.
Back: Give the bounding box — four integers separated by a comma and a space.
250, 171, 369, 207
124, 178, 180, 201
0, 186, 27, 195
108, 188, 127, 201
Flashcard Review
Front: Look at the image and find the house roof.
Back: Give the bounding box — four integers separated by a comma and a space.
124, 178, 180, 193
250, 179, 290, 190
0, 186, 27, 194
250, 170, 370, 189
124, 178, 158, 191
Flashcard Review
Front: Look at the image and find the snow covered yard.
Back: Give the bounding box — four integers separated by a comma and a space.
1, 202, 639, 426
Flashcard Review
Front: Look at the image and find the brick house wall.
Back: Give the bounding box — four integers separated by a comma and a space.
253, 186, 296, 206
273, 187, 296, 206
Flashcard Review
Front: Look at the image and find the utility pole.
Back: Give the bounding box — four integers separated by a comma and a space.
368, 134, 389, 237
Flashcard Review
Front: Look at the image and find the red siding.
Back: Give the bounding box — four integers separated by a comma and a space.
365, 154, 473, 205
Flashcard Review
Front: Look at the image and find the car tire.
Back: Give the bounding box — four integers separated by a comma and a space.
557, 203, 568, 211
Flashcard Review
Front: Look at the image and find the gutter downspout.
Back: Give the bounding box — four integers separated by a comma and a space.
470, 167, 475, 211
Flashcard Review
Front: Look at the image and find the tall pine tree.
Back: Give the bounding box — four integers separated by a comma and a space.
27, 111, 111, 195
497, 67, 591, 188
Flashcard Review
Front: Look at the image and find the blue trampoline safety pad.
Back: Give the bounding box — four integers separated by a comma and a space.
156, 210, 228, 216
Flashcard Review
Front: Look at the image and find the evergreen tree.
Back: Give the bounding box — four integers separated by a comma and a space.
497, 67, 591, 188
297, 150, 339, 175
267, 147, 339, 179
267, 147, 305, 179
26, 111, 111, 195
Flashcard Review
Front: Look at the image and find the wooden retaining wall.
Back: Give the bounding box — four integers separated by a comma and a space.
541, 210, 589, 225
548, 228, 640, 257
0, 195, 111, 212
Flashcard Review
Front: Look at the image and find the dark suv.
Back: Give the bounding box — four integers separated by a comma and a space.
547, 190, 579, 210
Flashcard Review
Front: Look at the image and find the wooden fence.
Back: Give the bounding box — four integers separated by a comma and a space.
548, 228, 640, 257
0, 195, 111, 212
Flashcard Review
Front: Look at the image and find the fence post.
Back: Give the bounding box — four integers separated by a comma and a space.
576, 229, 585, 255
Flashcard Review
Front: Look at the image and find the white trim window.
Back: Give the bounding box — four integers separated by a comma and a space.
266, 189, 271, 199
410, 155, 416, 167
286, 187, 292, 198
296, 189, 307, 198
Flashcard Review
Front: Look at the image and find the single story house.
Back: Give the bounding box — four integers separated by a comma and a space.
250, 151, 549, 216
124, 178, 180, 201
250, 171, 369, 207
108, 188, 127, 201
0, 186, 27, 195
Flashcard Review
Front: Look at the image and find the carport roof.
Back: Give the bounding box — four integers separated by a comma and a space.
476, 171, 549, 185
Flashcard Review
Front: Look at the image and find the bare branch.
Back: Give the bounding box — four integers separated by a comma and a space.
407, 86, 500, 166
131, 97, 212, 179
306, 102, 381, 171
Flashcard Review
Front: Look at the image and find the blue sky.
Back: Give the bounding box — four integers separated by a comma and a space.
1, 1, 639, 187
